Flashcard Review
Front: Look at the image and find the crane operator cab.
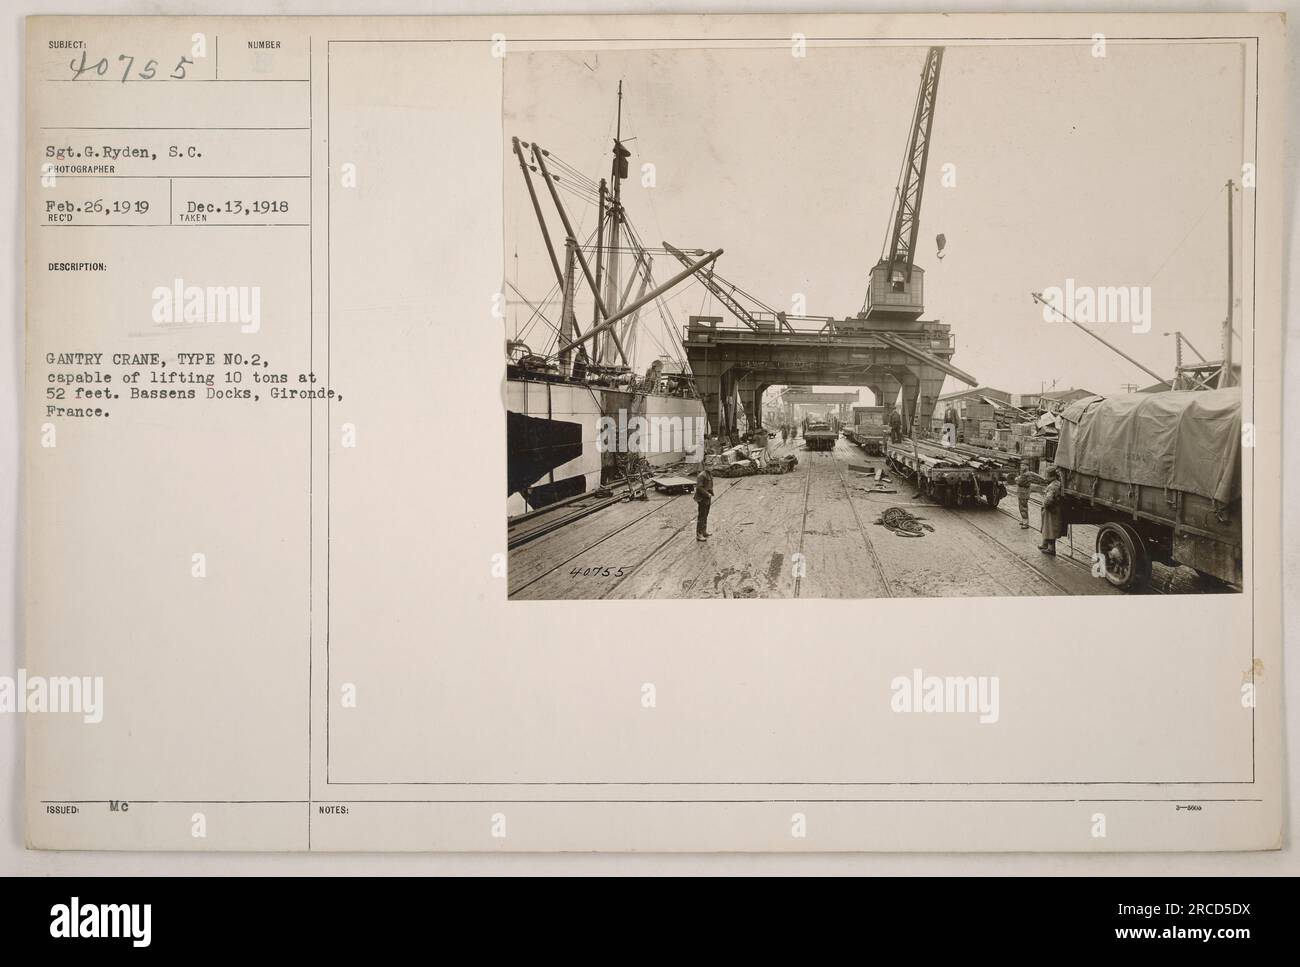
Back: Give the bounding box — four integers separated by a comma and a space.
861, 259, 925, 320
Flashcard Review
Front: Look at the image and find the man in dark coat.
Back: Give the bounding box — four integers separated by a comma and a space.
1038, 466, 1067, 554
942, 403, 958, 447
695, 465, 715, 541
888, 407, 902, 443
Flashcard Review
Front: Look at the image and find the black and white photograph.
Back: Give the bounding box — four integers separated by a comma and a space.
505, 43, 1246, 599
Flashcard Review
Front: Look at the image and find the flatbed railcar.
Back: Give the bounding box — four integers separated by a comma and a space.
844, 405, 890, 455
803, 421, 838, 452
885, 437, 1010, 507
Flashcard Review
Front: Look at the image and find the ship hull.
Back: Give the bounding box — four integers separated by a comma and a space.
506, 376, 707, 516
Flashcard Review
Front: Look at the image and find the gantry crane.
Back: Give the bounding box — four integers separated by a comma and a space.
666, 47, 945, 334
860, 46, 944, 321
674, 46, 969, 442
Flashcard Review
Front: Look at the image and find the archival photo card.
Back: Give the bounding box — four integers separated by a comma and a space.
22, 12, 1285, 853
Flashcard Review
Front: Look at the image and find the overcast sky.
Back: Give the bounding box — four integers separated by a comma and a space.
504, 41, 1246, 400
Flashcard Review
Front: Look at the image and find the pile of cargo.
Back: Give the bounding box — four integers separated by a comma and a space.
957, 400, 998, 443
1007, 422, 1048, 458
705, 443, 799, 477
950, 399, 1055, 463
966, 420, 1049, 456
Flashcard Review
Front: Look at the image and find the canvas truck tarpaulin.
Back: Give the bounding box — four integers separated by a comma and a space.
1055, 388, 1241, 505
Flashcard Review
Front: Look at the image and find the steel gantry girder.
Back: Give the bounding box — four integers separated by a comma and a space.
683, 316, 975, 440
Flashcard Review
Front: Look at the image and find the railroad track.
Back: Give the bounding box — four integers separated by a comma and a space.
989, 496, 1168, 595
990, 498, 1090, 566
847, 485, 1166, 596
792, 451, 816, 598
938, 503, 1075, 595
838, 462, 1084, 596
829, 447, 896, 597
509, 491, 688, 596
597, 479, 740, 600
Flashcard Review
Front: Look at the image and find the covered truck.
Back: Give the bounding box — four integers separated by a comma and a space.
844, 404, 890, 455
1054, 388, 1242, 591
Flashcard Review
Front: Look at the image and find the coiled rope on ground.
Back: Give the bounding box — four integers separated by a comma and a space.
874, 506, 935, 537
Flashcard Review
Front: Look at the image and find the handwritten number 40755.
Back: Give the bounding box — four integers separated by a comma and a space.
69, 51, 195, 82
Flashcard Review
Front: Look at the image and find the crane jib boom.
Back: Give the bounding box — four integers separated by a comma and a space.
886, 46, 944, 283
662, 241, 795, 333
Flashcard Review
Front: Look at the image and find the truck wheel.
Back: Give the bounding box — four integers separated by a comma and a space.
1096, 522, 1152, 590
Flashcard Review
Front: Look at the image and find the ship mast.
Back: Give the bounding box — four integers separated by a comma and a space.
514, 83, 714, 378
600, 82, 629, 366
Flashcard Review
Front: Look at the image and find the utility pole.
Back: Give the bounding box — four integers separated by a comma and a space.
1221, 179, 1235, 387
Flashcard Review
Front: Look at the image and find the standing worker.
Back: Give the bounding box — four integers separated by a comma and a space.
1013, 460, 1046, 529
754, 426, 772, 469
1038, 466, 1066, 555
888, 407, 903, 443
694, 464, 715, 542
942, 402, 958, 447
